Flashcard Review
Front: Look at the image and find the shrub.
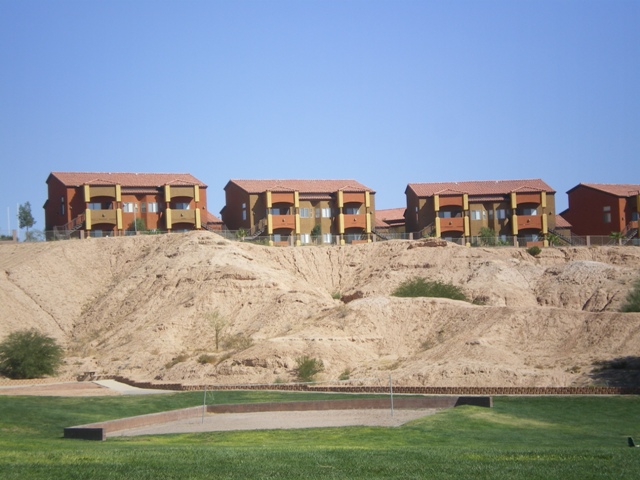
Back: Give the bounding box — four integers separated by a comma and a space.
0, 329, 64, 379
223, 334, 254, 351
339, 368, 352, 381
294, 355, 324, 382
165, 353, 189, 369
621, 277, 640, 312
392, 278, 467, 301
527, 246, 542, 257
197, 354, 217, 365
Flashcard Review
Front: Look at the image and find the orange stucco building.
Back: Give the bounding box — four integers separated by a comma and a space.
405, 179, 556, 246
562, 183, 639, 240
44, 172, 219, 238
221, 179, 375, 245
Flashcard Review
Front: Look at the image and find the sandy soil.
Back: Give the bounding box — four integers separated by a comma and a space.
110, 408, 437, 437
2, 232, 640, 388
0, 382, 120, 396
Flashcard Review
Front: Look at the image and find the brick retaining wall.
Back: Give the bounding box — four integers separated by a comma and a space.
106, 376, 640, 395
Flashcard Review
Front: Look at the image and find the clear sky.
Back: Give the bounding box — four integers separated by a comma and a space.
1, 0, 638, 236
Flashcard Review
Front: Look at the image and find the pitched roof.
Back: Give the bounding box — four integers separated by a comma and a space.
48, 172, 207, 188
375, 208, 406, 226
204, 211, 223, 224
569, 183, 640, 197
406, 179, 554, 197
555, 215, 572, 229
376, 208, 406, 220
226, 179, 375, 194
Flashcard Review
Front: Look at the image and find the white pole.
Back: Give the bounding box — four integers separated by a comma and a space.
202, 384, 207, 424
389, 374, 394, 417
6, 207, 9, 235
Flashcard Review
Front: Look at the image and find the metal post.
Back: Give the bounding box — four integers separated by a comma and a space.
202, 384, 207, 424
389, 374, 394, 417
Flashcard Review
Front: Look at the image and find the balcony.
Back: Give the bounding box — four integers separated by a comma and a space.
343, 214, 367, 229
171, 209, 197, 225
271, 214, 296, 230
439, 217, 464, 233
516, 215, 542, 231
87, 209, 117, 226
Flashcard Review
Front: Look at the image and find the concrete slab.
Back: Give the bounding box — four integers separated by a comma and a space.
93, 380, 174, 395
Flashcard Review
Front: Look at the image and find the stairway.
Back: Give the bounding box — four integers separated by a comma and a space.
548, 228, 581, 246
371, 228, 390, 241
53, 214, 85, 240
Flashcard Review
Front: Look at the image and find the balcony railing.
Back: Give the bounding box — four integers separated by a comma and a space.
271, 214, 296, 230
516, 215, 542, 230
88, 209, 117, 226
439, 217, 464, 233
343, 214, 367, 229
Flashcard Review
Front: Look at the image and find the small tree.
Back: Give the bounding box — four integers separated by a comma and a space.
18, 202, 36, 237
0, 329, 64, 379
127, 218, 147, 233
610, 231, 624, 245
479, 227, 497, 246
311, 224, 321, 242
207, 311, 227, 351
295, 355, 324, 382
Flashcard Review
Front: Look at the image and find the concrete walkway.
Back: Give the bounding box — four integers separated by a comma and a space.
93, 379, 175, 395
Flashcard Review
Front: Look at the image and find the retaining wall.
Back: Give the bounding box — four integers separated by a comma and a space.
106, 376, 640, 395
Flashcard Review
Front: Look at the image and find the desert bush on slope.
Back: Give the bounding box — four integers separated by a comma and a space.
392, 278, 467, 301
0, 329, 64, 379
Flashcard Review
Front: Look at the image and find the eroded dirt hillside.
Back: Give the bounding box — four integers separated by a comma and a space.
1, 231, 639, 387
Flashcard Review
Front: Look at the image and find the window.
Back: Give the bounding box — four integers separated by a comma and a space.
321, 208, 332, 218
242, 210, 247, 221
496, 209, 507, 220
344, 207, 360, 215
471, 210, 481, 220
140, 202, 146, 214
322, 233, 332, 244
519, 208, 538, 216
603, 206, 611, 223
269, 207, 289, 215
632, 212, 639, 221
88, 203, 102, 210
488, 209, 494, 219
315, 208, 321, 218
148, 202, 158, 213
299, 208, 311, 218
300, 233, 310, 244
438, 211, 452, 219
122, 202, 137, 213
174, 202, 190, 210
272, 234, 282, 242
60, 204, 65, 215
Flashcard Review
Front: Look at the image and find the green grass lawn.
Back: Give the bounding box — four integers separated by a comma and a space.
1, 391, 639, 479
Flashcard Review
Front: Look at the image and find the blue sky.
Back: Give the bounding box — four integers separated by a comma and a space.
1, 0, 638, 235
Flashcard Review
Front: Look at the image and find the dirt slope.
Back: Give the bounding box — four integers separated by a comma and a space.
1, 232, 639, 387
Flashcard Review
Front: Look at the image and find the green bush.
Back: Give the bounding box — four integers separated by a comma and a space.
295, 355, 324, 382
0, 329, 64, 379
392, 278, 467, 301
527, 246, 542, 257
621, 277, 640, 312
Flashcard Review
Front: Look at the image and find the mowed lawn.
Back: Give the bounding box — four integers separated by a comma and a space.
1, 391, 639, 479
